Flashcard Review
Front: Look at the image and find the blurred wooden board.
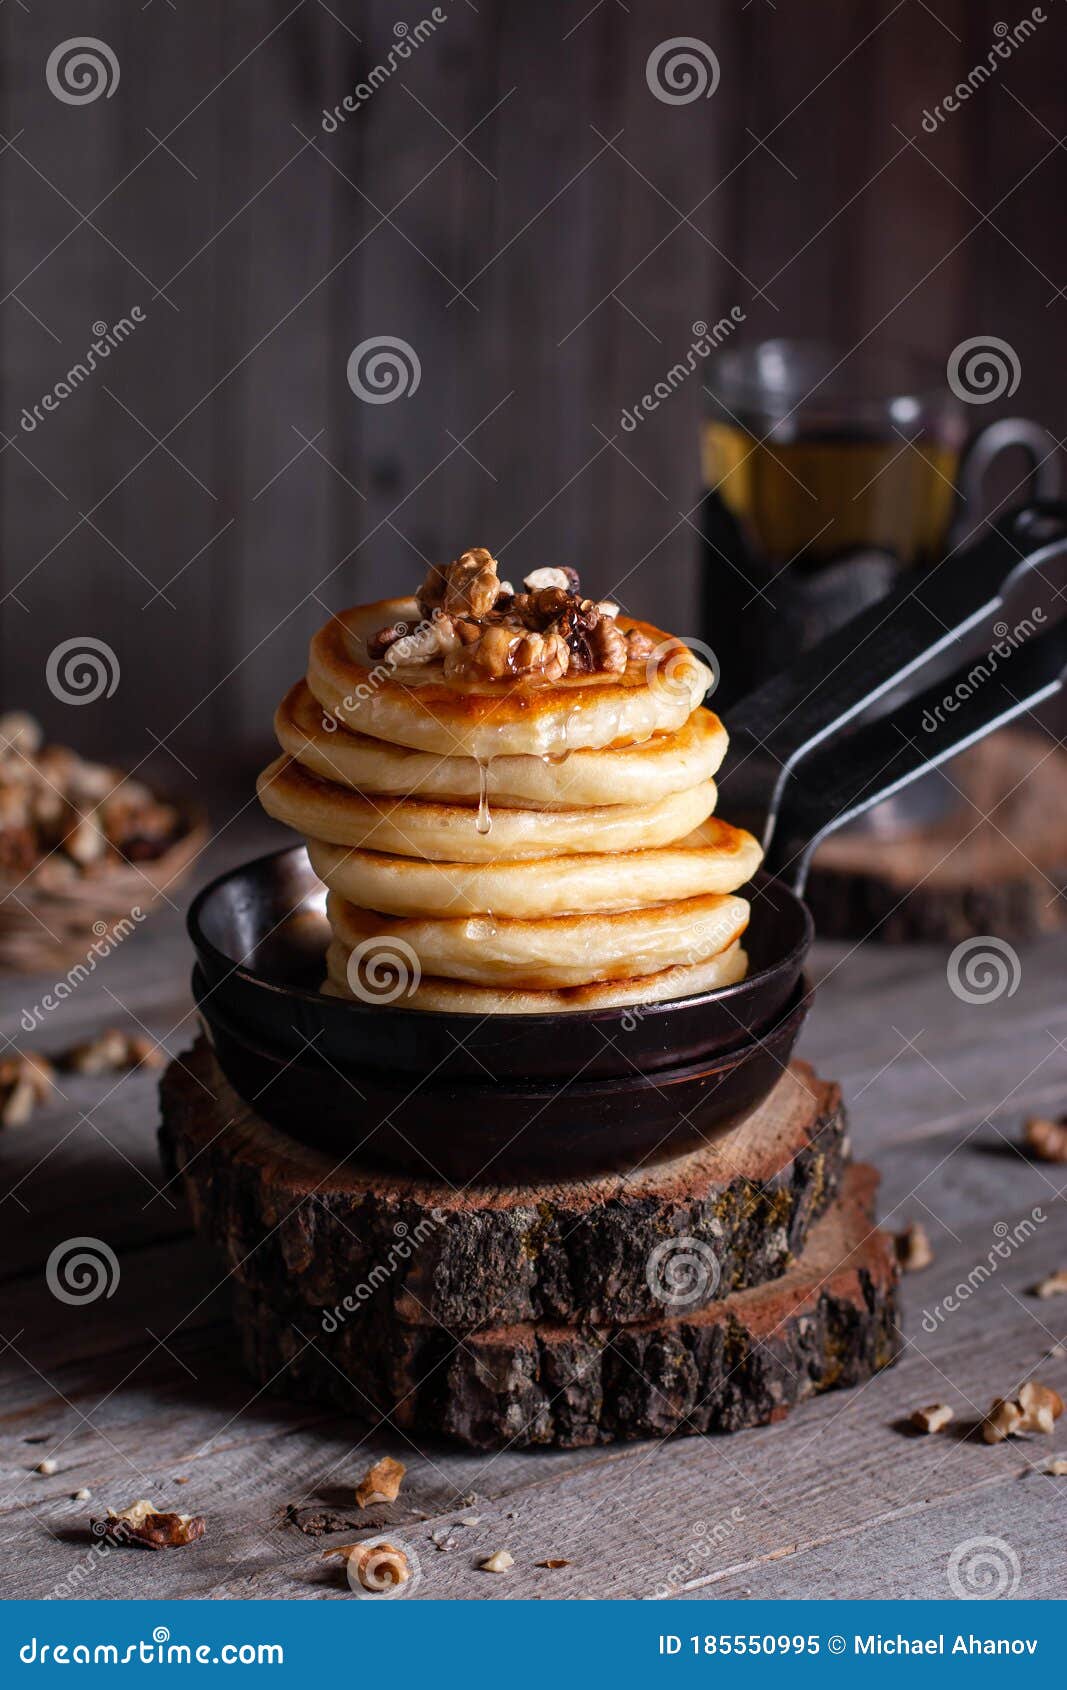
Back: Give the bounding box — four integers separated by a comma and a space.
807, 730, 1067, 943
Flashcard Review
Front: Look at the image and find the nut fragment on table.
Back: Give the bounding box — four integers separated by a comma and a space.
1046, 1457, 1067, 1476
982, 1381, 1063, 1443
911, 1403, 953, 1434
0, 1052, 55, 1127
1035, 1269, 1067, 1299
894, 1221, 934, 1271
535, 1558, 571, 1568
35, 1458, 58, 1476
61, 1029, 163, 1076
479, 1549, 514, 1574
355, 1456, 405, 1508
322, 1540, 411, 1591
1025, 1114, 1067, 1163
982, 1397, 1024, 1444
93, 1499, 205, 1549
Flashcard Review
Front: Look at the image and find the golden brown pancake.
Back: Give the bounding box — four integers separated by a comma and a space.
276, 680, 728, 810
323, 937, 750, 1013
326, 889, 749, 989
307, 818, 761, 918
258, 755, 718, 862
306, 598, 713, 759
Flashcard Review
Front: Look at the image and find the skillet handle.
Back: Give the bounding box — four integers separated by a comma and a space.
724, 501, 1067, 845
763, 618, 1067, 894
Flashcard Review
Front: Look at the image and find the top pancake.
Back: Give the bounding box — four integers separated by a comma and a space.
306, 597, 714, 759
276, 680, 728, 810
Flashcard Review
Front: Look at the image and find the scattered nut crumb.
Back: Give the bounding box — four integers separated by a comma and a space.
982, 1396, 1024, 1444
1025, 1115, 1067, 1163
1045, 1457, 1067, 1476
35, 1458, 57, 1476
895, 1221, 934, 1271
535, 1558, 571, 1569
92, 1499, 206, 1550
322, 1540, 411, 1592
480, 1549, 514, 1574
355, 1456, 405, 1508
0, 1053, 55, 1128
911, 1403, 953, 1434
1047, 1344, 1065, 1360
61, 1029, 162, 1077
1035, 1269, 1067, 1299
982, 1381, 1063, 1443
174, 1476, 190, 1485
71, 1488, 91, 1502
458, 1516, 482, 1527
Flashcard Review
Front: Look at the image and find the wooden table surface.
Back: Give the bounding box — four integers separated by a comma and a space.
2, 811, 1065, 1602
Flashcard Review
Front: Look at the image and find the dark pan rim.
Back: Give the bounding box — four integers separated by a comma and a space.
196, 969, 811, 1102
187, 843, 814, 1033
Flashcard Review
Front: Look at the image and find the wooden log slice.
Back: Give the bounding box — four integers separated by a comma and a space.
805, 729, 1067, 944
159, 1039, 849, 1328
231, 1165, 899, 1450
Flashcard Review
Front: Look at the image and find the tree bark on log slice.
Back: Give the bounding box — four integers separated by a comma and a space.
805, 729, 1067, 944
231, 1166, 899, 1449
159, 1039, 849, 1328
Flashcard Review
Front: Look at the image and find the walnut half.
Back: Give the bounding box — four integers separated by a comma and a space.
418, 548, 503, 620
93, 1499, 205, 1550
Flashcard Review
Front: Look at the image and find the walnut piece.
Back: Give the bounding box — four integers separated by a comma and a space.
911, 1403, 953, 1434
322, 1540, 411, 1591
419, 547, 502, 619
93, 1499, 205, 1550
522, 566, 580, 593
479, 1549, 514, 1573
590, 618, 628, 674
355, 1456, 406, 1508
895, 1221, 934, 1272
0, 1052, 55, 1128
982, 1381, 1063, 1442
1025, 1115, 1067, 1163
982, 1396, 1024, 1444
61, 1029, 163, 1076
1046, 1457, 1067, 1475
535, 1558, 571, 1568
1035, 1269, 1067, 1299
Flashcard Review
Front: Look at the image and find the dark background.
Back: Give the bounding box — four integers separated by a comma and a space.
2, 0, 1064, 768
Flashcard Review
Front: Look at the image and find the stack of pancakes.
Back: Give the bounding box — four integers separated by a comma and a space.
258, 562, 762, 1014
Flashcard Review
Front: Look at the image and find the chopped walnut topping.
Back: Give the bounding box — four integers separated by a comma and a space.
355, 1456, 406, 1508
523, 567, 572, 592
479, 1549, 514, 1573
419, 547, 502, 620
1025, 1115, 1067, 1163
590, 618, 628, 674
911, 1403, 953, 1434
625, 627, 655, 661
323, 1540, 411, 1591
895, 1222, 934, 1272
93, 1499, 205, 1549
1036, 1269, 1067, 1299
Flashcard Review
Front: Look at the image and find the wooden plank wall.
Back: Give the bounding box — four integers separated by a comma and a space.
1, 0, 1064, 764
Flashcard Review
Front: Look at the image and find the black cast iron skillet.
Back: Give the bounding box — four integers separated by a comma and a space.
188, 502, 1067, 1178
